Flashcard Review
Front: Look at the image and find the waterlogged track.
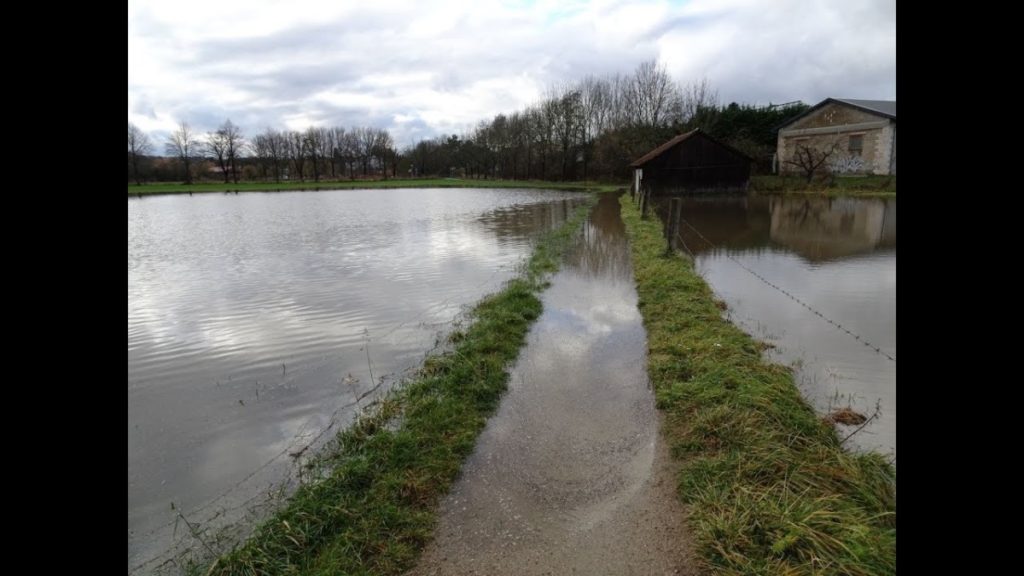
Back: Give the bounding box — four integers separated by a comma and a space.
409, 194, 696, 575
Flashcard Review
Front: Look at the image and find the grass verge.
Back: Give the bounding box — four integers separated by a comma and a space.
619, 194, 895, 575
128, 178, 622, 196
201, 196, 596, 576
751, 174, 896, 197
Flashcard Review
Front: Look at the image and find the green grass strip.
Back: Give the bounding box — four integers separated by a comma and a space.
750, 175, 896, 197
128, 178, 622, 196
202, 196, 597, 576
619, 194, 895, 576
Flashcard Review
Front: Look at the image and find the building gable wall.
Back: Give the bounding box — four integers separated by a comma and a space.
777, 101, 895, 176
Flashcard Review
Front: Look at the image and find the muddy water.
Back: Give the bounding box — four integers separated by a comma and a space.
127, 188, 588, 571
656, 195, 896, 460
409, 193, 696, 576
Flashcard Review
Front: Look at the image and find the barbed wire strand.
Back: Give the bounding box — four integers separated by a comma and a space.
669, 218, 895, 363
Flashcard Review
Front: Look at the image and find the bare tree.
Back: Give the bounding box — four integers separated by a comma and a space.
285, 131, 306, 181
165, 121, 199, 184
250, 133, 270, 181
549, 86, 584, 180
341, 131, 360, 179
205, 120, 245, 183
251, 128, 285, 182
536, 102, 556, 179
320, 127, 337, 179
680, 77, 719, 124
331, 127, 347, 178
784, 141, 841, 183
221, 120, 244, 184
304, 127, 324, 182
475, 118, 499, 178
314, 127, 334, 180
206, 128, 230, 183
607, 72, 630, 131
128, 122, 152, 185
508, 111, 526, 179
579, 75, 613, 179
357, 127, 379, 176
626, 60, 680, 128
371, 129, 396, 179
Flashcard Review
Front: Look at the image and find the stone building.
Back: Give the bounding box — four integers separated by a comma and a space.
776, 98, 896, 176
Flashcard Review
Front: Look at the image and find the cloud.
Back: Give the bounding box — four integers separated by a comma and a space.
128, 0, 895, 147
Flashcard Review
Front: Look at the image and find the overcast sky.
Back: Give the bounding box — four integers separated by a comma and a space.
128, 0, 895, 148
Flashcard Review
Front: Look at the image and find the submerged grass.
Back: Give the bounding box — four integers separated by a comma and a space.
128, 178, 622, 196
202, 197, 596, 576
619, 194, 895, 575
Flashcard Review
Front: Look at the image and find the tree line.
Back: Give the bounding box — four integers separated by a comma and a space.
128, 120, 397, 185
128, 60, 808, 185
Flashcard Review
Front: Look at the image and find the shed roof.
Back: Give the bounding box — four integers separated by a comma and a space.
629, 128, 752, 168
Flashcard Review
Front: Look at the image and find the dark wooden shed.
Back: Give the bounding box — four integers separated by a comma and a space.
630, 129, 752, 195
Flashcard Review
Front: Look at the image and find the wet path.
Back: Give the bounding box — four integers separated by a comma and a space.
409, 193, 697, 575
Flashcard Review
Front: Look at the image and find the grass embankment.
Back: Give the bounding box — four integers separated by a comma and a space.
128, 178, 621, 196
203, 197, 596, 576
620, 195, 895, 575
751, 175, 896, 197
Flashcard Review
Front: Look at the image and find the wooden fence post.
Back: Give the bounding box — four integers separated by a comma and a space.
666, 197, 681, 254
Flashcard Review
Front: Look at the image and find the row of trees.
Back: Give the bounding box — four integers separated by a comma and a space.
427, 61, 811, 181
128, 60, 809, 185
407, 62, 722, 182
249, 126, 397, 183
128, 120, 398, 185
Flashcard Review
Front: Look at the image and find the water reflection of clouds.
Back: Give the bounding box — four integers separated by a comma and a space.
128, 188, 587, 568
525, 272, 643, 376
196, 400, 328, 487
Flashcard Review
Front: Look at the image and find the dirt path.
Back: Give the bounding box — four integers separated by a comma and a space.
408, 194, 698, 576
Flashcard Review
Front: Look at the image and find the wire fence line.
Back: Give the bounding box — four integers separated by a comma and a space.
663, 213, 895, 364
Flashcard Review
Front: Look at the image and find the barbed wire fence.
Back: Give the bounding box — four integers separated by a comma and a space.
650, 195, 895, 364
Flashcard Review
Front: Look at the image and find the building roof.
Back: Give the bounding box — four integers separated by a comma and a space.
629, 128, 752, 168
833, 98, 896, 118
777, 97, 896, 131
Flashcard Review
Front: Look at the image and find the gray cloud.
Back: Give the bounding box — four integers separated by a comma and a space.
129, 0, 895, 146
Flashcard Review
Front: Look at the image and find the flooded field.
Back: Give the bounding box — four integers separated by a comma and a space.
128, 188, 588, 571
655, 195, 896, 459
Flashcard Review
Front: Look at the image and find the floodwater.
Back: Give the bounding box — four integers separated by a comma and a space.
127, 188, 588, 572
655, 195, 896, 459
409, 193, 697, 576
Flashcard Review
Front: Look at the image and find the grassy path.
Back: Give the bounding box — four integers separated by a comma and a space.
619, 194, 895, 575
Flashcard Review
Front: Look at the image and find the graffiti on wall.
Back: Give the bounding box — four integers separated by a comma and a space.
829, 154, 866, 174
